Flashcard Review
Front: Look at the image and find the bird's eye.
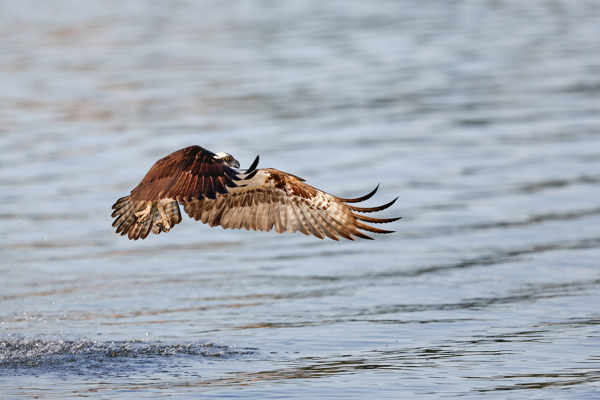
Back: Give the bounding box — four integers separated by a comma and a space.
225, 156, 231, 162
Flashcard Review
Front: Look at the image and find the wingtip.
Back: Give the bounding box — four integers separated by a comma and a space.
354, 214, 402, 224
246, 155, 259, 174
243, 169, 258, 180
347, 196, 399, 213
337, 184, 380, 203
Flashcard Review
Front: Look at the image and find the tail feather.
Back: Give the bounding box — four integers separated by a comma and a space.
165, 201, 182, 225
111, 196, 182, 240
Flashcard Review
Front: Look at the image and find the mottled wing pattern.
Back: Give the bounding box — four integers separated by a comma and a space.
183, 168, 400, 241
130, 145, 240, 202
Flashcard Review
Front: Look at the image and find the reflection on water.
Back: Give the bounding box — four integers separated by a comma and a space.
2, 0, 600, 398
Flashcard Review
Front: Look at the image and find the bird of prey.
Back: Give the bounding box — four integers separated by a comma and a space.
111, 145, 400, 241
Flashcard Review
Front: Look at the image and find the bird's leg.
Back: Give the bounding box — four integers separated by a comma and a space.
134, 202, 153, 222
155, 202, 172, 232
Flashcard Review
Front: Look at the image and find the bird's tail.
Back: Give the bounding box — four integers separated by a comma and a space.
111, 196, 182, 240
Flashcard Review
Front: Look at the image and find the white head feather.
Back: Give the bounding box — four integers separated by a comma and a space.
213, 152, 240, 169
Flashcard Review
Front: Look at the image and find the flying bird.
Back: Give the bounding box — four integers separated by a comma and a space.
111, 145, 400, 241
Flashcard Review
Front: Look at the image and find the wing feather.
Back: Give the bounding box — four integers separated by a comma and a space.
289, 201, 325, 239
183, 199, 202, 221
216, 197, 238, 228
204, 175, 216, 199
283, 202, 299, 234
270, 202, 283, 234
346, 197, 398, 213
288, 200, 311, 236
228, 200, 248, 231
212, 204, 228, 227
247, 194, 263, 231
311, 205, 354, 241
306, 207, 339, 240
335, 185, 379, 203
181, 168, 399, 240
353, 213, 402, 224
130, 145, 242, 202
207, 197, 226, 227
278, 200, 296, 234
165, 169, 191, 200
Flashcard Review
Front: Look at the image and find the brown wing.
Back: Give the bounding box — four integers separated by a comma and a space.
182, 168, 401, 240
129, 145, 240, 202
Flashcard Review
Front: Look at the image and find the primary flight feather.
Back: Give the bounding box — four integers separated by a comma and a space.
111, 145, 401, 240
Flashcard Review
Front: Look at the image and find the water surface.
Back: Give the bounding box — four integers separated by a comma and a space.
2, 0, 600, 398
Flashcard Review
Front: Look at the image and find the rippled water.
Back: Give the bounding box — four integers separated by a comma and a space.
2, 0, 600, 398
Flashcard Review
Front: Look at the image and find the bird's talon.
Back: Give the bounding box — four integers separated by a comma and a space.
134, 203, 152, 222
156, 218, 171, 231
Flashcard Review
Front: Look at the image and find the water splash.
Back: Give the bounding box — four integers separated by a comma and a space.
0, 336, 255, 375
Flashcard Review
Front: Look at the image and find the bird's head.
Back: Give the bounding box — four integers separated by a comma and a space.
213, 152, 240, 169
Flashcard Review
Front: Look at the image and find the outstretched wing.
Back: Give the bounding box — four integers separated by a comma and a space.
129, 145, 243, 202
183, 168, 401, 240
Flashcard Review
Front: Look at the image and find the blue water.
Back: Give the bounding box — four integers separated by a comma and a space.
2, 0, 600, 398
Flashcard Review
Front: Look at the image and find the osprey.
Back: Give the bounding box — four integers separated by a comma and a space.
111, 145, 400, 241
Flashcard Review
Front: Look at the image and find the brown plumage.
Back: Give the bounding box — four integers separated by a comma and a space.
111, 145, 401, 240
